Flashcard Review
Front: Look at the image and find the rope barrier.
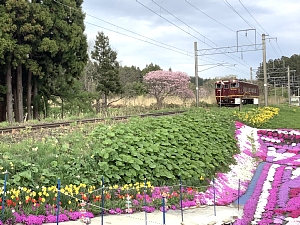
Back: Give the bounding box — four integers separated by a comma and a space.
58, 191, 164, 225
152, 184, 181, 189
82, 183, 183, 197
181, 184, 212, 189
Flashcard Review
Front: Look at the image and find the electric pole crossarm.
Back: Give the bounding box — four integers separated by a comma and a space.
197, 44, 262, 56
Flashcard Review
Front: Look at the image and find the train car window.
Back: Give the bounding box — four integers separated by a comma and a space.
216, 84, 221, 88
230, 83, 237, 88
224, 84, 229, 89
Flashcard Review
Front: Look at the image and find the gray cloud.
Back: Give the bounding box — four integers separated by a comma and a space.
82, 0, 300, 79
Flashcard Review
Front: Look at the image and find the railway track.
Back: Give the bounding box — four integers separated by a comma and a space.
0, 110, 186, 134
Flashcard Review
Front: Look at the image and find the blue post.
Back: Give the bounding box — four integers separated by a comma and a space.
1, 170, 8, 222
213, 178, 216, 216
101, 176, 104, 225
238, 179, 240, 211
162, 197, 166, 225
144, 178, 147, 225
56, 179, 61, 225
180, 176, 183, 222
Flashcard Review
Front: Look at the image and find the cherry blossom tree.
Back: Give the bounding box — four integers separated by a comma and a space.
143, 70, 195, 108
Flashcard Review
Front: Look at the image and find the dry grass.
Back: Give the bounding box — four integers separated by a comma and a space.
110, 95, 217, 107
259, 95, 287, 106
111, 96, 193, 106
200, 95, 216, 104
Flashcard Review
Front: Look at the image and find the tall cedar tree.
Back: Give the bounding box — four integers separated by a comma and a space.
91, 31, 121, 111
0, 0, 87, 122
0, 4, 14, 122
33, 0, 87, 119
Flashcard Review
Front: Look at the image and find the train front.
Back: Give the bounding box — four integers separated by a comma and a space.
215, 80, 225, 105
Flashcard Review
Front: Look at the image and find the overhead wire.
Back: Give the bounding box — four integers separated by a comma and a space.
137, 0, 251, 71
185, 0, 254, 45
54, 0, 249, 76
238, 0, 268, 35
53, 0, 192, 57
238, 0, 284, 56
150, 0, 252, 68
222, 0, 261, 35
85, 21, 193, 57
275, 41, 284, 56
53, 0, 238, 69
269, 40, 280, 59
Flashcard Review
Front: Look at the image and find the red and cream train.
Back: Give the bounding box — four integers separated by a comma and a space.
215, 79, 259, 105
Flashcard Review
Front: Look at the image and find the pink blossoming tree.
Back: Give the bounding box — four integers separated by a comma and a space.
143, 70, 195, 108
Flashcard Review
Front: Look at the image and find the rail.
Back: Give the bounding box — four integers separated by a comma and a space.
0, 110, 187, 134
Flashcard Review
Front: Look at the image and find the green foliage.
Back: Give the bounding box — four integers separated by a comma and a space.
141, 63, 161, 76
119, 65, 146, 97
190, 76, 204, 86
256, 55, 300, 95
0, 108, 239, 188
91, 31, 121, 108
0, 0, 89, 123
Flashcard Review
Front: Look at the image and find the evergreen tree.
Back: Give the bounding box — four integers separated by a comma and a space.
141, 63, 161, 76
36, 0, 87, 118
91, 31, 121, 111
0, 0, 88, 122
119, 65, 145, 97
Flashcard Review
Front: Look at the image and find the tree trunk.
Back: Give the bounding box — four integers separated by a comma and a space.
61, 98, 64, 119
95, 99, 100, 114
27, 70, 32, 120
12, 69, 19, 122
103, 92, 108, 110
33, 78, 39, 120
155, 96, 164, 109
0, 101, 6, 122
16, 64, 24, 122
6, 63, 13, 123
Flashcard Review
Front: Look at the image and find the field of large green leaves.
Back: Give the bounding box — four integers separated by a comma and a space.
0, 108, 238, 188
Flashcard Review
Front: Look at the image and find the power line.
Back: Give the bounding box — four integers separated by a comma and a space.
222, 0, 262, 36
223, 0, 285, 57
53, 0, 192, 57
185, 0, 254, 45
151, 0, 253, 67
238, 0, 268, 35
185, 0, 235, 33
86, 21, 252, 75
238, 0, 284, 56
275, 41, 284, 56
53, 0, 249, 76
136, 0, 214, 47
224, 65, 249, 75
136, 0, 251, 68
269, 40, 280, 58
54, 0, 238, 67
85, 21, 193, 57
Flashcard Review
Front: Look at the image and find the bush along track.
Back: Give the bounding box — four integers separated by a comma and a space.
0, 108, 239, 188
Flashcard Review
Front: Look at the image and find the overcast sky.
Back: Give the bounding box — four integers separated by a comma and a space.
81, 0, 300, 80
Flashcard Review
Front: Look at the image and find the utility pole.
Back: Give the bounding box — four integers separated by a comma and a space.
250, 67, 253, 83
288, 66, 291, 105
262, 34, 268, 106
194, 42, 199, 107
